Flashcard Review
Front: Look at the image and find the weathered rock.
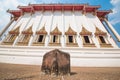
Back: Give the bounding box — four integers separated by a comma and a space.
41, 49, 70, 75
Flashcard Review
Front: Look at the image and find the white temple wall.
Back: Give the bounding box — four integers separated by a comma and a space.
85, 13, 96, 33
74, 11, 85, 47
72, 11, 78, 33
92, 34, 100, 48
19, 13, 31, 32
74, 11, 82, 33
62, 11, 65, 47
51, 11, 63, 32
1, 10, 118, 48
94, 15, 107, 32
64, 11, 76, 31
77, 36, 83, 47
24, 13, 36, 30
52, 11, 64, 47
0, 21, 16, 43
39, 11, 53, 46
107, 35, 118, 48
11, 16, 23, 30
29, 11, 43, 46
26, 12, 37, 46
81, 14, 92, 32
5, 21, 16, 34
85, 13, 99, 48
86, 13, 118, 48
38, 11, 52, 34
0, 46, 120, 67
86, 13, 106, 32
33, 11, 42, 33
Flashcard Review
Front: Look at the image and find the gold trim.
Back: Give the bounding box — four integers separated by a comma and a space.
96, 36, 113, 48
32, 35, 46, 46
95, 27, 106, 36
83, 43, 96, 47
36, 26, 47, 34
66, 43, 78, 47
66, 35, 78, 47
50, 27, 62, 35
80, 26, 92, 35
49, 43, 61, 46
65, 27, 77, 35
2, 34, 18, 45
16, 34, 31, 46
33, 25, 47, 46
94, 25, 112, 48
81, 36, 96, 47
22, 26, 33, 34
100, 44, 113, 48
2, 27, 20, 45
49, 26, 62, 46
9, 27, 20, 34
49, 35, 61, 46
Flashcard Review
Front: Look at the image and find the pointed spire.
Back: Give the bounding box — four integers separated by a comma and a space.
65, 25, 77, 35
22, 25, 33, 34
36, 25, 47, 34
94, 26, 106, 36
50, 24, 62, 35
80, 25, 92, 35
9, 26, 20, 34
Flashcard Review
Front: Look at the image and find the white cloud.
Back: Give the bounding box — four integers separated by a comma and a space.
109, 0, 120, 25
110, 0, 119, 5
0, 0, 37, 30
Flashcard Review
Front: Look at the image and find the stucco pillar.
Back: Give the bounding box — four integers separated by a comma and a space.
104, 18, 120, 42
0, 18, 14, 37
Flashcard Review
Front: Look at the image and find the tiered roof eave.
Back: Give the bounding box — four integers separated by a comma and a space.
7, 9, 22, 17
7, 4, 111, 18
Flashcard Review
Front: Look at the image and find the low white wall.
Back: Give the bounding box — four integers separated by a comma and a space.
0, 46, 120, 67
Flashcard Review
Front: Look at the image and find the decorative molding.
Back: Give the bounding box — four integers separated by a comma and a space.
49, 35, 61, 46
100, 44, 113, 48
66, 43, 78, 47
17, 34, 31, 46
79, 26, 95, 47
83, 43, 96, 47
49, 43, 61, 46
9, 27, 20, 35
81, 35, 96, 47
36, 26, 47, 34
50, 26, 62, 35
65, 26, 77, 35
80, 26, 92, 35
32, 35, 46, 46
2, 26, 20, 45
66, 35, 78, 47
22, 26, 33, 34
2, 35, 18, 45
95, 27, 106, 36
96, 36, 113, 48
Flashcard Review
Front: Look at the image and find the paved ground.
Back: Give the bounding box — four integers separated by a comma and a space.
0, 63, 120, 80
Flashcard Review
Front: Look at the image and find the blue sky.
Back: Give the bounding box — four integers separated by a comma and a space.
0, 0, 120, 46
